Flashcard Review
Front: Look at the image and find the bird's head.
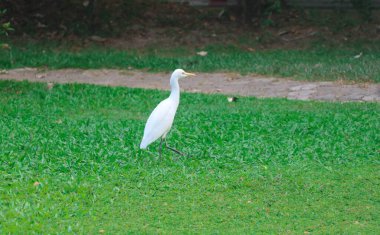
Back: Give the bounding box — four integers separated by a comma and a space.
172, 69, 196, 80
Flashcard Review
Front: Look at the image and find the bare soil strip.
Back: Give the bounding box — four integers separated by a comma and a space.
1, 68, 379, 102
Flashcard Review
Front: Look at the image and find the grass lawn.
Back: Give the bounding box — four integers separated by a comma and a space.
0, 80, 379, 233
1, 41, 380, 82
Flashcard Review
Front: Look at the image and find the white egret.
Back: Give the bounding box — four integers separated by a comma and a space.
140, 69, 195, 157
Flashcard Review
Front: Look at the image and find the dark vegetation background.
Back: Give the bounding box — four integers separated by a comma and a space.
0, 0, 379, 49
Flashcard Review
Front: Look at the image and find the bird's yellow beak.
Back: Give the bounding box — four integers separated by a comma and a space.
184, 72, 196, 77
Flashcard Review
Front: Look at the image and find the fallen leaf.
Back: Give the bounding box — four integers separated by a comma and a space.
90, 35, 107, 43
353, 52, 362, 59
196, 51, 208, 56
227, 97, 238, 102
47, 82, 54, 90
1, 43, 10, 50
246, 47, 255, 52
37, 22, 47, 28
277, 30, 289, 36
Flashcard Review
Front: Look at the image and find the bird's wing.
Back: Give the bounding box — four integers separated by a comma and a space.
140, 99, 177, 148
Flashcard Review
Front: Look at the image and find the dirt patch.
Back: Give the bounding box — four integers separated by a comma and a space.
1, 68, 379, 102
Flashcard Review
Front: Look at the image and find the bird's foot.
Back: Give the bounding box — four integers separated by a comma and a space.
166, 145, 187, 157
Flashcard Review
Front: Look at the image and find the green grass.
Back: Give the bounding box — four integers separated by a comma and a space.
0, 80, 379, 233
1, 41, 380, 82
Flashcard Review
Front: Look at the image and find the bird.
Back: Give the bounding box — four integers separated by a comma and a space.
140, 69, 195, 157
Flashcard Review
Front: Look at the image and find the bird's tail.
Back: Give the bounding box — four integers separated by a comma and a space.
140, 139, 148, 149
140, 133, 155, 149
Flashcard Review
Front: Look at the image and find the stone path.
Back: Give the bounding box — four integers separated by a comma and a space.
0, 68, 379, 102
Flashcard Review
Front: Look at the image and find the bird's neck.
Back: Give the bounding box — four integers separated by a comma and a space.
169, 76, 180, 102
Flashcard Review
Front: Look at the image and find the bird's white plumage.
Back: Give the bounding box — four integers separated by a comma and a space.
140, 98, 178, 149
140, 69, 195, 150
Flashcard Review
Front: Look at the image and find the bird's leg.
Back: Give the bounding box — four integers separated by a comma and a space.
165, 139, 186, 156
159, 138, 163, 159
